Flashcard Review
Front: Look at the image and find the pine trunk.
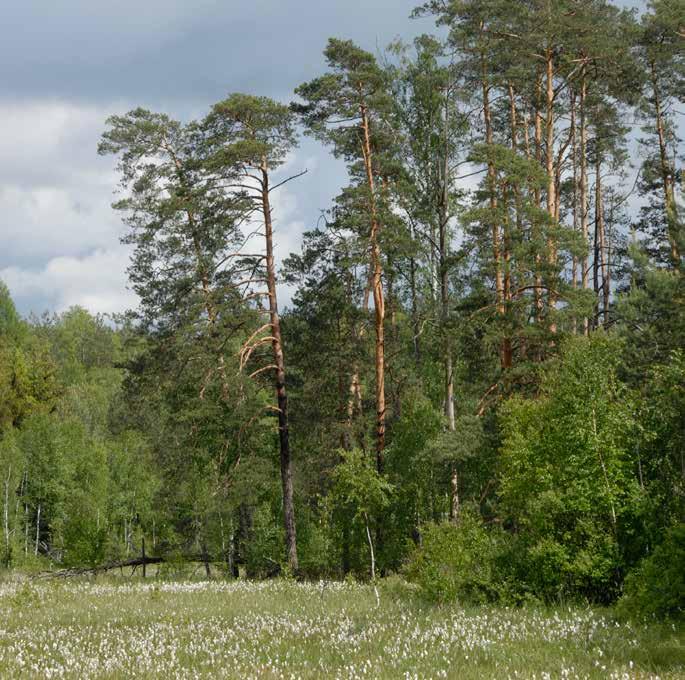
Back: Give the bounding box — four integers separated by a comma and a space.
579, 77, 590, 335
360, 104, 386, 472
260, 160, 298, 573
482, 55, 506, 368
545, 50, 557, 333
650, 60, 679, 264
570, 89, 579, 334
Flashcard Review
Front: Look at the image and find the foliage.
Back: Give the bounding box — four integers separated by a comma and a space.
242, 503, 284, 579
499, 334, 642, 602
1, 0, 683, 628
405, 510, 502, 604
618, 523, 685, 622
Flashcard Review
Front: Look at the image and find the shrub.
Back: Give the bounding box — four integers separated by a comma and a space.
297, 505, 335, 579
498, 335, 641, 603
404, 510, 501, 604
62, 516, 107, 568
618, 523, 685, 621
243, 503, 284, 578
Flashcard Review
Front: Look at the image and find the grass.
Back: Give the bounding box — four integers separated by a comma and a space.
0, 575, 682, 678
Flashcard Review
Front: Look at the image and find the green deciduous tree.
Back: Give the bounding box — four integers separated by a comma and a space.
499, 334, 641, 601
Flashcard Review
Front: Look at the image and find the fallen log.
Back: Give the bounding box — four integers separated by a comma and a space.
33, 552, 230, 579
34, 556, 165, 579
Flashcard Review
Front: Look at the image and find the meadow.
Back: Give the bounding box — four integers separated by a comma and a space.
0, 577, 682, 679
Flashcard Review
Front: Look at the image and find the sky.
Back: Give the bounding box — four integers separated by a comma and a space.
0, 0, 435, 317
0, 0, 646, 317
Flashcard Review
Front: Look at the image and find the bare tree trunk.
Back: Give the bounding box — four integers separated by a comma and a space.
125, 518, 130, 557
220, 515, 237, 578
35, 503, 40, 556
481, 53, 505, 367
604, 213, 611, 326
439, 102, 456, 430
363, 512, 380, 607
503, 82, 519, 367
594, 155, 605, 328
342, 519, 351, 575
448, 467, 460, 524
533, 76, 545, 325
13, 471, 23, 549
545, 50, 558, 333
409, 224, 421, 367
386, 253, 401, 420
579, 76, 590, 335
436, 94, 462, 522
600, 196, 609, 326
442, 227, 458, 519
260, 158, 298, 573
346, 279, 370, 451
429, 220, 438, 305
359, 104, 386, 472
570, 89, 579, 334
338, 326, 351, 451
202, 540, 211, 578
650, 61, 680, 264
522, 112, 536, 354
3, 465, 10, 566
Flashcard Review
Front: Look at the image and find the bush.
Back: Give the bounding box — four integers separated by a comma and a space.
404, 510, 501, 604
297, 506, 335, 579
243, 503, 284, 578
499, 529, 623, 605
618, 523, 685, 621
498, 335, 641, 603
62, 517, 107, 568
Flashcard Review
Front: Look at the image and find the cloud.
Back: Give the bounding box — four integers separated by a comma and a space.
0, 1, 426, 103
0, 0, 431, 316
0, 113, 315, 315
1, 246, 137, 316
0, 100, 128, 269
0, 99, 140, 315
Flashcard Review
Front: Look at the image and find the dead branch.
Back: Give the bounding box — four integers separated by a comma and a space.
268, 169, 308, 193
476, 382, 500, 417
239, 337, 277, 370
249, 364, 278, 379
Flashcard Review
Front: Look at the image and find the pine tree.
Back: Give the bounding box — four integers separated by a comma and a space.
204, 94, 303, 572
294, 39, 397, 470
636, 0, 684, 266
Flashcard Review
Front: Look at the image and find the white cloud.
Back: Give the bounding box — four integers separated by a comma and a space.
0, 100, 120, 188
0, 100, 127, 267
1, 246, 136, 316
0, 99, 315, 316
0, 99, 138, 315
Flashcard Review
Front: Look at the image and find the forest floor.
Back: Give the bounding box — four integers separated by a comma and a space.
0, 576, 682, 679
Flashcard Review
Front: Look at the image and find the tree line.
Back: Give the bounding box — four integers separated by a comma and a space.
1, 0, 683, 614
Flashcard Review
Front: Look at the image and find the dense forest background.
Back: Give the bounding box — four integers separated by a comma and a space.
1, 0, 683, 617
